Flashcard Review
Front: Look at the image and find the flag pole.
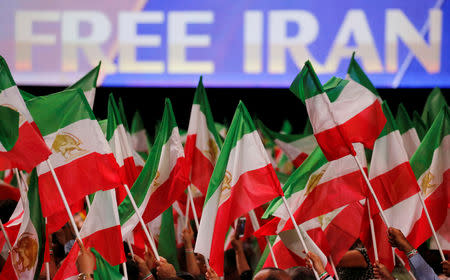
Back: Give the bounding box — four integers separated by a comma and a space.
45, 262, 50, 280
122, 184, 160, 260
281, 196, 319, 280
85, 196, 91, 210
329, 257, 339, 280
0, 220, 12, 251
184, 193, 190, 229
187, 186, 200, 230
122, 262, 129, 280
366, 199, 379, 261
248, 210, 278, 268
352, 156, 390, 228
126, 238, 135, 259
45, 159, 83, 243
417, 192, 445, 261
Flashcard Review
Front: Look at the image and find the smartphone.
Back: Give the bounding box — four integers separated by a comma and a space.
235, 216, 246, 239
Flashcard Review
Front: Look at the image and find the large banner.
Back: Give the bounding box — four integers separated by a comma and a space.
1, 0, 449, 88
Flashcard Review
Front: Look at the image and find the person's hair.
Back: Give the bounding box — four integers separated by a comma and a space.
286, 267, 315, 280
258, 267, 290, 280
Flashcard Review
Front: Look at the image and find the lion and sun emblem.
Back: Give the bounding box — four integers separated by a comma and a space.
51, 132, 88, 161
11, 233, 39, 276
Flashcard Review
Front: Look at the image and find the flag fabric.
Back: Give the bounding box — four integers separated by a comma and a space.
157, 206, 180, 271
106, 94, 140, 204
118, 99, 189, 239
194, 101, 283, 275
91, 248, 124, 280
413, 110, 428, 141
0, 169, 46, 280
0, 201, 23, 261
67, 62, 101, 109
26, 88, 122, 217
185, 77, 223, 197
0, 180, 20, 201
365, 102, 422, 270
396, 103, 421, 159
0, 57, 52, 172
118, 98, 146, 172
409, 106, 449, 250
257, 120, 317, 168
290, 62, 385, 161
53, 189, 126, 280
346, 53, 379, 96
131, 110, 150, 158
422, 87, 448, 129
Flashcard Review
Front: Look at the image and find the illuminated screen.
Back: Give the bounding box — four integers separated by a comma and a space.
1, 0, 449, 88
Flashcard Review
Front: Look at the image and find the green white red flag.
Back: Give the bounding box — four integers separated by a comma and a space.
365, 102, 422, 270
118, 99, 189, 239
131, 110, 150, 158
194, 101, 283, 275
26, 88, 122, 217
53, 189, 126, 280
0, 169, 46, 280
106, 94, 140, 204
67, 62, 101, 109
0, 56, 51, 172
422, 87, 448, 129
184, 77, 223, 196
290, 61, 385, 161
409, 106, 449, 251
396, 103, 420, 159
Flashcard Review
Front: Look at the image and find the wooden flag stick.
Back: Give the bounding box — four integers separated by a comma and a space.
248, 210, 278, 268
122, 262, 129, 280
45, 159, 83, 242
45, 262, 50, 280
184, 193, 190, 229
329, 257, 339, 280
417, 192, 445, 261
187, 186, 200, 230
281, 196, 319, 280
367, 199, 379, 261
122, 184, 160, 260
352, 156, 390, 228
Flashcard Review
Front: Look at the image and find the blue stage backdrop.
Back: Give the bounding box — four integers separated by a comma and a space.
1, 0, 449, 88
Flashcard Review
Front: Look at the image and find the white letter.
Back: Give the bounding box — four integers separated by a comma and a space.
15, 11, 60, 70
243, 11, 263, 73
324, 10, 382, 73
62, 11, 115, 73
386, 9, 442, 73
167, 11, 214, 74
268, 10, 323, 74
118, 12, 164, 73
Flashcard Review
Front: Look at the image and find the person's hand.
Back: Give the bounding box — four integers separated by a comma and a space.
305, 251, 325, 275
387, 227, 414, 253
75, 239, 95, 277
373, 261, 395, 280
230, 237, 244, 253
131, 253, 151, 279
182, 225, 194, 247
156, 256, 177, 279
205, 267, 220, 280
442, 260, 450, 277
144, 249, 156, 271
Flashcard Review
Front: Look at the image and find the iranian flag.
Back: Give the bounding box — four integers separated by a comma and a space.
106, 94, 140, 204
0, 199, 23, 261
366, 102, 422, 269
67, 62, 100, 109
26, 88, 122, 217
408, 106, 449, 250
413, 110, 428, 141
118, 99, 189, 238
118, 97, 145, 172
194, 101, 283, 275
396, 103, 420, 159
257, 120, 317, 168
53, 189, 126, 280
131, 110, 150, 158
185, 77, 223, 197
0, 170, 46, 280
0, 56, 52, 172
346, 52, 379, 96
290, 61, 385, 161
422, 87, 448, 129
